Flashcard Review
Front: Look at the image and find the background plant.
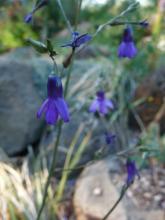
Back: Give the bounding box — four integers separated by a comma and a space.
0, 0, 164, 219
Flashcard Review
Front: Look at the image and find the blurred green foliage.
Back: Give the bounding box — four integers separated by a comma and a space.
0, 0, 164, 50
0, 0, 164, 83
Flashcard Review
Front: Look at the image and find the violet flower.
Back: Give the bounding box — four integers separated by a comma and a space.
61, 31, 92, 49
118, 26, 137, 59
139, 20, 149, 28
24, 0, 48, 23
126, 158, 140, 185
37, 75, 69, 125
105, 132, 116, 145
24, 13, 33, 23
89, 91, 114, 116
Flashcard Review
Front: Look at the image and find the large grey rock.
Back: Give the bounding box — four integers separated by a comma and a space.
0, 49, 51, 155
73, 160, 127, 220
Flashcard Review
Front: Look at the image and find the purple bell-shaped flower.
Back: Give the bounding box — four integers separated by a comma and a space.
37, 75, 69, 125
89, 91, 114, 116
118, 26, 137, 59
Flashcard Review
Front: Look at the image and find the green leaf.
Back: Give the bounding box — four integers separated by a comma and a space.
139, 146, 159, 153
26, 38, 48, 53
47, 39, 57, 57
47, 39, 53, 51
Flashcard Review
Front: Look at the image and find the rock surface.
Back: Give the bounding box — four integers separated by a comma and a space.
0, 48, 51, 155
73, 160, 127, 220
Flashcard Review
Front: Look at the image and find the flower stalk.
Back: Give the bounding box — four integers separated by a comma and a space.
36, 120, 62, 220
102, 184, 129, 220
36, 1, 76, 219
56, 0, 73, 34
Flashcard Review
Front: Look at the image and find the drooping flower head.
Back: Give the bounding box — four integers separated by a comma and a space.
139, 20, 149, 28
61, 31, 92, 49
89, 90, 114, 116
126, 158, 140, 185
24, 0, 48, 23
118, 26, 137, 59
37, 75, 69, 125
24, 13, 33, 23
105, 132, 116, 145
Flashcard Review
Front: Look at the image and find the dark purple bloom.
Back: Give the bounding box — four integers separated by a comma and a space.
61, 31, 92, 49
139, 20, 149, 28
118, 26, 137, 59
89, 91, 114, 116
105, 132, 116, 145
126, 158, 140, 185
24, 13, 33, 23
37, 75, 69, 125
24, 0, 48, 23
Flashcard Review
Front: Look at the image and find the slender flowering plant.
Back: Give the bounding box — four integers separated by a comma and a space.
61, 31, 92, 50
37, 75, 70, 125
89, 90, 114, 116
24, 0, 48, 23
22, 1, 150, 219
126, 158, 140, 185
118, 26, 137, 59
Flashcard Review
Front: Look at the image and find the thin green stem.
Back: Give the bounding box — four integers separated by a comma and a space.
36, 51, 76, 219
131, 108, 146, 133
50, 56, 59, 75
36, 121, 62, 220
94, 1, 139, 37
36, 1, 81, 219
74, 0, 83, 30
36, 46, 75, 220
64, 51, 75, 97
60, 66, 65, 78
102, 184, 129, 220
63, 0, 81, 93
108, 20, 146, 26
56, 0, 73, 34
102, 147, 148, 220
76, 1, 139, 55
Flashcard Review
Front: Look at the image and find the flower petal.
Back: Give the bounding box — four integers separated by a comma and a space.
89, 100, 99, 112
118, 42, 127, 57
75, 34, 92, 47
45, 100, 58, 125
105, 99, 114, 110
126, 159, 140, 185
127, 42, 137, 58
24, 13, 33, 23
99, 101, 108, 115
37, 99, 49, 118
118, 42, 137, 58
55, 98, 70, 122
